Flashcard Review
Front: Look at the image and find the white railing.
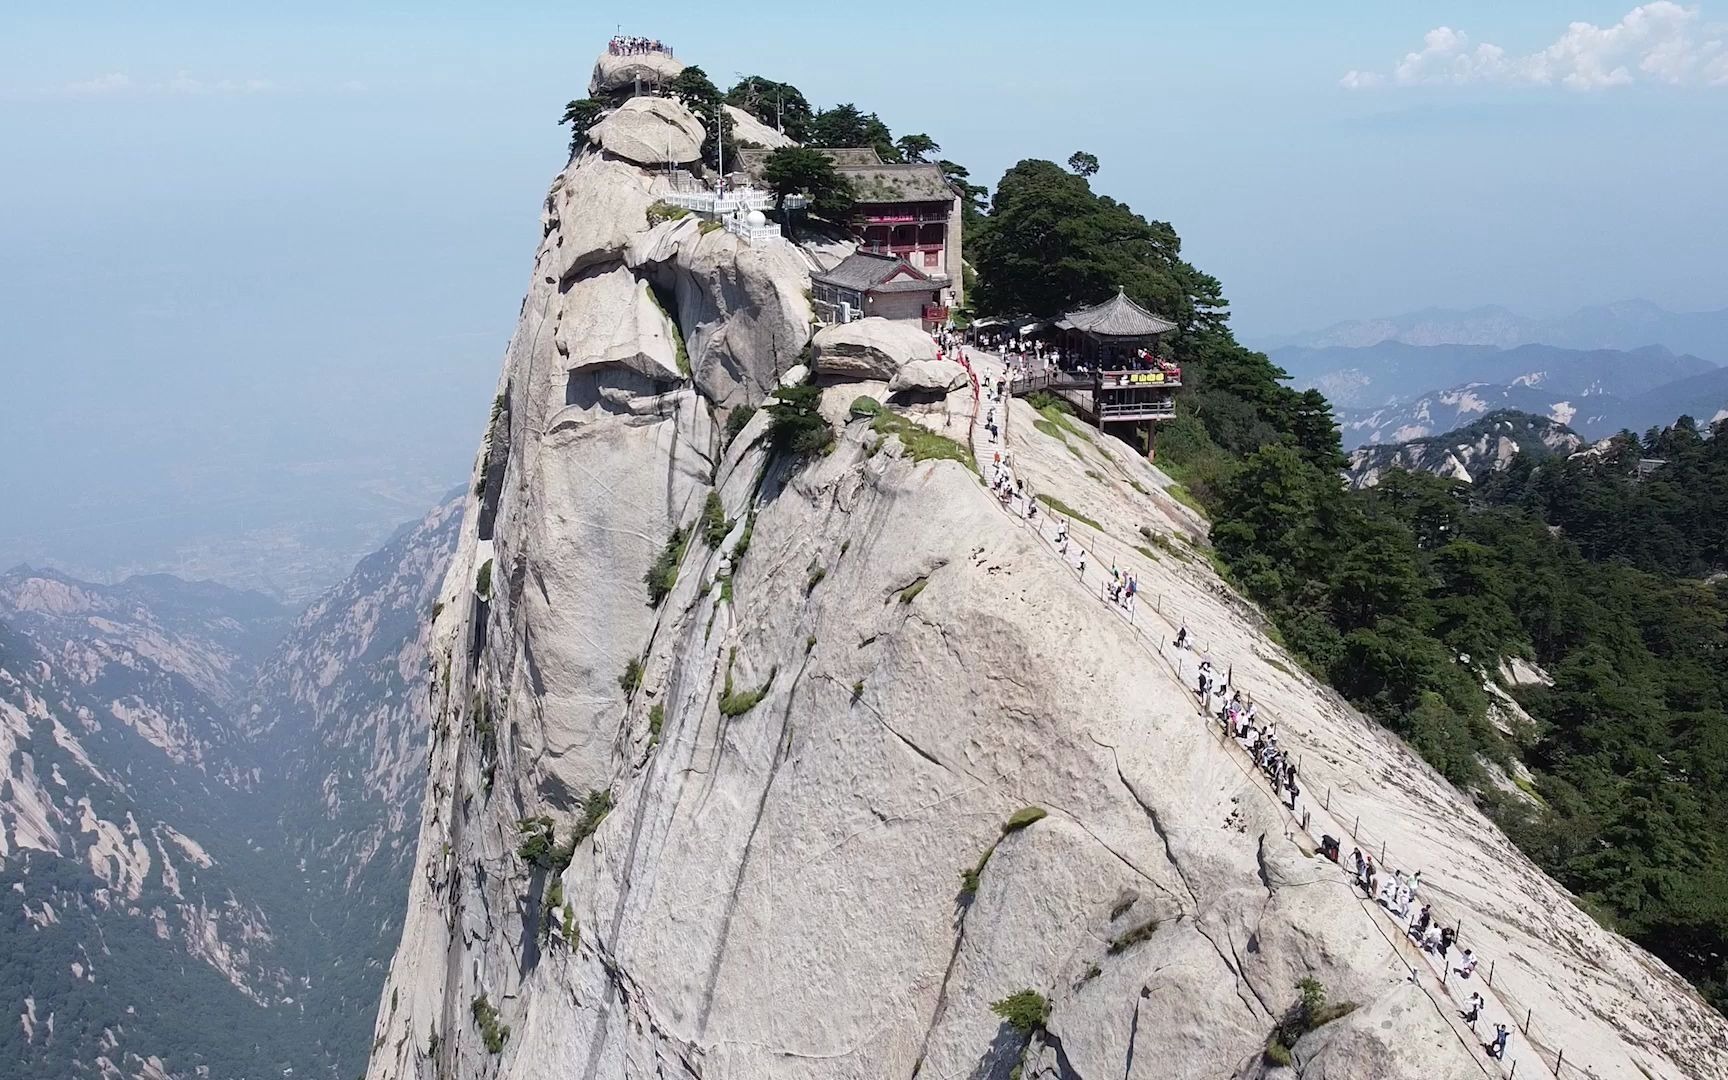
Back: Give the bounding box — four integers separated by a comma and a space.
663, 181, 806, 214
724, 216, 782, 246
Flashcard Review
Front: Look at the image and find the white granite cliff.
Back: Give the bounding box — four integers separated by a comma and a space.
361, 55, 1728, 1080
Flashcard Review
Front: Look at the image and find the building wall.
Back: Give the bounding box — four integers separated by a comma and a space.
947, 195, 964, 309
864, 290, 935, 325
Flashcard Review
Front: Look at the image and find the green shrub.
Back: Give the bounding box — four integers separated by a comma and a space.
806, 565, 827, 594
724, 404, 757, 446
871, 409, 975, 471
562, 902, 579, 947
766, 384, 834, 456
430, 599, 444, 620
702, 491, 731, 547
475, 559, 494, 599
718, 648, 775, 717
648, 702, 665, 745
898, 577, 928, 604
645, 527, 689, 606
646, 200, 691, 225
572, 788, 613, 845
990, 990, 1050, 1035
849, 395, 883, 418
516, 816, 555, 868
1035, 494, 1100, 533
1107, 918, 1160, 954
851, 679, 864, 700
732, 510, 756, 561
1001, 806, 1047, 834
1267, 977, 1355, 1061
619, 656, 644, 696
471, 994, 509, 1054
698, 218, 724, 235
959, 847, 993, 898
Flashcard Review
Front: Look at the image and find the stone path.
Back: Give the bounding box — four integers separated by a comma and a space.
956, 347, 1564, 1080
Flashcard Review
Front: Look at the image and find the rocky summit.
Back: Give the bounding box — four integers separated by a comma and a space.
360, 47, 1728, 1080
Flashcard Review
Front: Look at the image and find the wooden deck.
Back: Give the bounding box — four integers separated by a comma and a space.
1007, 371, 1176, 425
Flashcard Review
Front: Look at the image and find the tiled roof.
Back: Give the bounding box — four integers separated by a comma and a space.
812, 250, 934, 292
1062, 289, 1177, 338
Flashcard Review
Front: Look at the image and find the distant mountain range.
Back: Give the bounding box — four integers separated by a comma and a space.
0, 498, 458, 1079
1345, 410, 1583, 489
1266, 339, 1728, 448
1272, 341, 1714, 412
1258, 300, 1728, 364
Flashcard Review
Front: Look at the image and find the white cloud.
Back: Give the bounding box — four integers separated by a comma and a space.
1343, 3, 1728, 90
62, 73, 134, 96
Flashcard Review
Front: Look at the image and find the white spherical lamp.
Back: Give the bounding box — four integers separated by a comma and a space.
746, 209, 768, 227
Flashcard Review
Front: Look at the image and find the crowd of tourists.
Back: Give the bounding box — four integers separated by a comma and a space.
966, 344, 1531, 1074
1183, 624, 1522, 1066
608, 35, 671, 56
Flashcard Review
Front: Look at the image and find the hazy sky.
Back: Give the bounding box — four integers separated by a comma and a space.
2, 1, 1726, 587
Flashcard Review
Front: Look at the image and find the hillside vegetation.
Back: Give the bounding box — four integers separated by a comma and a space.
972, 163, 1728, 1015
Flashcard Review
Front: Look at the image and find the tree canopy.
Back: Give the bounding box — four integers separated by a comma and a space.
761, 146, 854, 219
1067, 150, 1100, 176
559, 98, 606, 158
724, 75, 813, 142
895, 133, 939, 162
807, 103, 902, 162
971, 159, 1227, 337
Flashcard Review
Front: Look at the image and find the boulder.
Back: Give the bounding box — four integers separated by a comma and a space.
552, 264, 684, 383
723, 104, 796, 149
588, 51, 685, 98
888, 357, 968, 395
811, 317, 938, 381
587, 96, 704, 166
539, 152, 663, 283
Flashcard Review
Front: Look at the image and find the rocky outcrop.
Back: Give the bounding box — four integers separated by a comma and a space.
723, 104, 795, 149
626, 216, 815, 409
587, 96, 704, 166
589, 51, 685, 98
811, 317, 938, 380
361, 45, 1728, 1080
888, 356, 968, 395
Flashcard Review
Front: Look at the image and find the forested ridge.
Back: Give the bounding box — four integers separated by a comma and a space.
966, 157, 1728, 1015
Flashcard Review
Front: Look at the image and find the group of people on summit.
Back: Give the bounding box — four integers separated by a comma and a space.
608, 35, 671, 56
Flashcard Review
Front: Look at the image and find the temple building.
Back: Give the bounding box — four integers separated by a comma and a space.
810, 249, 946, 326
1058, 289, 1183, 455
735, 147, 963, 317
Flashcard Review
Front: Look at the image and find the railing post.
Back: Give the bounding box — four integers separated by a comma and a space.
1488, 960, 1496, 987
1325, 787, 1331, 811
1353, 814, 1360, 836
1554, 1048, 1563, 1073
1379, 840, 1386, 864
1521, 1006, 1530, 1034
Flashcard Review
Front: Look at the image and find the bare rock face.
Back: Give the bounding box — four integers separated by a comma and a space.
361, 46, 1728, 1080
588, 51, 685, 97
723, 104, 795, 149
541, 151, 664, 284
587, 96, 704, 166
626, 216, 815, 409
811, 317, 938, 380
